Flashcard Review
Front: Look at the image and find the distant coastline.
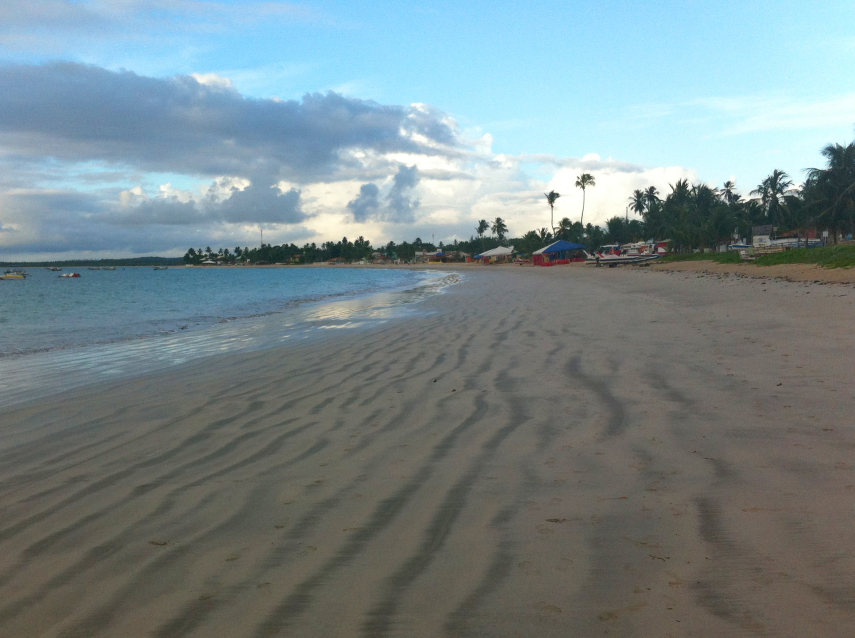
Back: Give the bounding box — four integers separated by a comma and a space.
0, 256, 183, 268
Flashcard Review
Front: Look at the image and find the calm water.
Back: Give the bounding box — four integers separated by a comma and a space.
0, 266, 459, 407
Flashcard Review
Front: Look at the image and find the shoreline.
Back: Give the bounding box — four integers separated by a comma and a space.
260, 257, 855, 286
0, 268, 460, 411
2, 266, 855, 636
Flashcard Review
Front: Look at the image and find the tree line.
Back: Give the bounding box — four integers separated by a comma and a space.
184, 140, 854, 264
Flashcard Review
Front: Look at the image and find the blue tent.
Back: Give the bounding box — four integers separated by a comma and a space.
533, 240, 586, 255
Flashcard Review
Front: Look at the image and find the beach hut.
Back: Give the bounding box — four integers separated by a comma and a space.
532, 240, 586, 266
474, 245, 515, 264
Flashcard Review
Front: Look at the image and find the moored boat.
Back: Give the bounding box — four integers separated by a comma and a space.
59, 272, 81, 278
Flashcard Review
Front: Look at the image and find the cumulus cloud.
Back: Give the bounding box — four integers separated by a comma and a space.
347, 165, 420, 223
0, 61, 701, 259
213, 182, 305, 224
347, 183, 381, 223
387, 165, 420, 223
0, 62, 469, 256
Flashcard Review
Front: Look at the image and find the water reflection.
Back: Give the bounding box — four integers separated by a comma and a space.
0, 271, 461, 409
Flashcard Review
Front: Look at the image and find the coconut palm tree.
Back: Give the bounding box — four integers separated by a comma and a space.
476, 219, 489, 251
751, 169, 793, 226
805, 141, 855, 242
644, 186, 660, 213
476, 219, 489, 239
628, 189, 646, 217
575, 173, 595, 226
544, 190, 560, 233
556, 217, 574, 241
719, 180, 739, 205
491, 217, 508, 242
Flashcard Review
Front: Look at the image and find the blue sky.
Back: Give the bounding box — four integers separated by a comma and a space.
1, 0, 854, 259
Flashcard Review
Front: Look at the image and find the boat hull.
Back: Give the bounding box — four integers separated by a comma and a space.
585, 253, 661, 266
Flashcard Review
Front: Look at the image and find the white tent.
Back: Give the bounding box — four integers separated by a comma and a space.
475, 245, 514, 259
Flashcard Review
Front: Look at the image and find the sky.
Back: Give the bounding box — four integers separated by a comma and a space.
1, 0, 854, 260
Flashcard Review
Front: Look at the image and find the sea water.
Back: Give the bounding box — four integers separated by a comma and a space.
0, 266, 459, 408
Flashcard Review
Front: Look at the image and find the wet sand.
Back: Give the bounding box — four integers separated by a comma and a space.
2, 265, 854, 637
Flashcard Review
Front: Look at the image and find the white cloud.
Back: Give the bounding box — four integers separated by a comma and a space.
190, 72, 234, 90
0, 62, 707, 259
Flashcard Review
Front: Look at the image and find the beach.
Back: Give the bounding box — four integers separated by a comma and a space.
2, 265, 855, 637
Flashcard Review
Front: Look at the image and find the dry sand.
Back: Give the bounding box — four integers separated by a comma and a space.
648, 258, 855, 284
2, 265, 855, 637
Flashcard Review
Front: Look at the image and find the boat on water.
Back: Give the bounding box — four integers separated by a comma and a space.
59, 272, 81, 278
585, 240, 670, 266
153, 266, 168, 270
1, 271, 27, 280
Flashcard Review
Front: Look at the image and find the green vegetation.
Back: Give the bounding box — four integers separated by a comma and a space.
659, 251, 742, 265
662, 244, 855, 268
176, 138, 853, 266
0, 256, 182, 268
754, 244, 855, 269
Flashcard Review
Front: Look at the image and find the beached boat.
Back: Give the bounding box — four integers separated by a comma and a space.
59, 272, 81, 278
585, 240, 670, 266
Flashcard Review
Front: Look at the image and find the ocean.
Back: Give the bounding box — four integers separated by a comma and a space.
0, 266, 459, 408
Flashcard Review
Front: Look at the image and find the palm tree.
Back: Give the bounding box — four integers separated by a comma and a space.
751, 169, 793, 226
556, 217, 574, 241
491, 217, 508, 242
719, 180, 739, 206
805, 141, 855, 243
544, 190, 560, 233
644, 186, 660, 213
575, 173, 595, 226
669, 179, 691, 202
605, 216, 629, 244
476, 219, 489, 250
628, 189, 646, 217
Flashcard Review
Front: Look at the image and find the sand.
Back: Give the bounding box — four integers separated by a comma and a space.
648, 258, 855, 284
2, 265, 854, 637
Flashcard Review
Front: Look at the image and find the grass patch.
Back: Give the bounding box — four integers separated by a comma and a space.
659, 251, 741, 264
754, 245, 855, 269
662, 244, 855, 268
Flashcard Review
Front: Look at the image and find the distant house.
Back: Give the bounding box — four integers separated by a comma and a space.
753, 224, 823, 250
751, 225, 776, 247
413, 249, 445, 263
